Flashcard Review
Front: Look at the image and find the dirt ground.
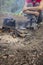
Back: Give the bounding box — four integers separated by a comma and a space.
0, 22, 43, 65
0, 14, 43, 65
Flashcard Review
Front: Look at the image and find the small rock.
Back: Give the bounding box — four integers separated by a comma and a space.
9, 55, 14, 58
2, 56, 7, 59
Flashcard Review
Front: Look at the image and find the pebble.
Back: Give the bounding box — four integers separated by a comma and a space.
2, 56, 7, 59
9, 55, 14, 58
